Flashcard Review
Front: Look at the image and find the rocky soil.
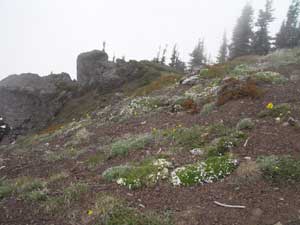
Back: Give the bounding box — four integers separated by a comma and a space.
1, 48, 300, 225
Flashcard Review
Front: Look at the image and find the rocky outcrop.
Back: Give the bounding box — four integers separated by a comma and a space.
76, 50, 166, 91
0, 117, 10, 142
0, 72, 76, 137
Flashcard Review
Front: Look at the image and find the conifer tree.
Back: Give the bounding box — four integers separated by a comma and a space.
229, 3, 254, 59
275, 21, 287, 48
253, 0, 274, 55
169, 44, 186, 72
189, 39, 206, 69
276, 0, 300, 48
217, 32, 228, 63
160, 45, 168, 65
170, 44, 178, 68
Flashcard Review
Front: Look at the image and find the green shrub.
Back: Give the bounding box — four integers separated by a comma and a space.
103, 159, 171, 189
111, 134, 154, 157
171, 155, 237, 186
102, 165, 132, 182
200, 102, 216, 116
0, 181, 13, 200
236, 118, 255, 130
258, 103, 291, 119
24, 189, 48, 201
231, 64, 258, 77
206, 131, 247, 157
253, 71, 288, 84
257, 155, 300, 183
200, 64, 231, 79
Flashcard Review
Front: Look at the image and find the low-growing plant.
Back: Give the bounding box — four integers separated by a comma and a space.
257, 155, 300, 183
200, 102, 216, 116
206, 131, 247, 157
111, 134, 154, 157
258, 103, 291, 119
200, 64, 231, 79
0, 180, 13, 200
44, 182, 88, 213
103, 159, 172, 189
253, 71, 288, 84
85, 152, 107, 170
132, 73, 181, 96
48, 172, 69, 183
104, 205, 173, 225
121, 96, 167, 117
236, 118, 255, 130
1, 177, 49, 202
45, 147, 86, 162
102, 165, 132, 182
171, 155, 237, 186
233, 160, 262, 184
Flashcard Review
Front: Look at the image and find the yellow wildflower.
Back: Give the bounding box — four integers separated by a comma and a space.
87, 210, 93, 215
266, 102, 274, 110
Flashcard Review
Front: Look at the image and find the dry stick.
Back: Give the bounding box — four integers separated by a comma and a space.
243, 137, 250, 147
214, 201, 246, 209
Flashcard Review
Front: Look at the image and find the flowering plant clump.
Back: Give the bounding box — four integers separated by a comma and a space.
120, 96, 165, 117
266, 102, 274, 110
171, 156, 238, 186
259, 103, 291, 119
103, 159, 172, 189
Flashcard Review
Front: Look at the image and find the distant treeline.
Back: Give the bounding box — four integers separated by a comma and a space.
154, 0, 300, 71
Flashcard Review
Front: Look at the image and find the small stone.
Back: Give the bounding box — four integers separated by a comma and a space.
279, 197, 284, 201
274, 222, 283, 225
251, 208, 263, 217
282, 122, 290, 127
190, 148, 204, 156
288, 117, 297, 126
244, 156, 252, 160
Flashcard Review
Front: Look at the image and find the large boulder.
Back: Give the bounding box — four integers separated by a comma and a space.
77, 50, 116, 87
0, 72, 76, 137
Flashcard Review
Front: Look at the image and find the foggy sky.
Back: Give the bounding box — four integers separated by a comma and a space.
0, 0, 290, 80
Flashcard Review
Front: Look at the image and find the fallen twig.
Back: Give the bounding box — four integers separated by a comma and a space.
243, 138, 250, 147
214, 201, 246, 209
0, 166, 6, 170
